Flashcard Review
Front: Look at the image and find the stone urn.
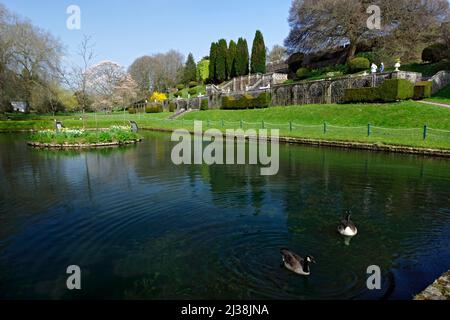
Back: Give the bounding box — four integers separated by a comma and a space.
394, 61, 401, 72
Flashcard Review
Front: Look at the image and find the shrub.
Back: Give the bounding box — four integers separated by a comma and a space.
343, 79, 414, 103
150, 92, 167, 103
128, 107, 136, 114
176, 84, 185, 90
188, 81, 198, 88
222, 96, 236, 109
168, 102, 177, 112
348, 57, 370, 73
173, 92, 182, 98
145, 104, 163, 113
200, 99, 209, 111
355, 52, 376, 63
413, 81, 433, 100
380, 79, 414, 101
240, 95, 253, 108
254, 92, 271, 108
188, 88, 198, 96
296, 67, 311, 80
344, 87, 381, 103
422, 44, 447, 63
221, 93, 271, 109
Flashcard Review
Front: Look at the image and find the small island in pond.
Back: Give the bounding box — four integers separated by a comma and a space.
27, 126, 143, 149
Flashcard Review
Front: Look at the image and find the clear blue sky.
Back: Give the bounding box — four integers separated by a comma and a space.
1, 0, 292, 68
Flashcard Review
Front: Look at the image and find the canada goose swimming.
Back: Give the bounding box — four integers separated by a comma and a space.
338, 212, 358, 237
280, 248, 316, 276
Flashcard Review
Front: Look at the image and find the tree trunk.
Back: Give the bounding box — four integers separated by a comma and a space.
346, 42, 357, 63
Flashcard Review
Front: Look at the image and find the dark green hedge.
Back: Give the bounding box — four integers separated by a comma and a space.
422, 44, 448, 63
343, 79, 414, 103
168, 102, 176, 112
145, 105, 163, 113
200, 99, 209, 111
221, 92, 271, 110
413, 81, 432, 100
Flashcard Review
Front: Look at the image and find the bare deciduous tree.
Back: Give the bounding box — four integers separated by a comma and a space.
285, 0, 450, 62
74, 35, 95, 112
128, 50, 184, 95
268, 45, 287, 63
128, 55, 153, 96
0, 4, 63, 112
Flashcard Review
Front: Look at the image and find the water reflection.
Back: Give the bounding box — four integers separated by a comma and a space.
0, 132, 449, 300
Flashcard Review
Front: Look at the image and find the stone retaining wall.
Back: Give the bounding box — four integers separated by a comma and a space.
271, 71, 422, 106
415, 270, 450, 300
430, 70, 450, 94
166, 97, 208, 111
200, 71, 422, 109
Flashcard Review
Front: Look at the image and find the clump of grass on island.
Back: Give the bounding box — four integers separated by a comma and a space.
29, 126, 141, 145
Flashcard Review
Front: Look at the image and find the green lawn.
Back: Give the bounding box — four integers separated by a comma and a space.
183, 101, 450, 129
178, 101, 450, 150
0, 112, 172, 131
2, 101, 450, 150
427, 84, 450, 105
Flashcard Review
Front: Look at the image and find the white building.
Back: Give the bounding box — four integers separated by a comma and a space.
11, 101, 28, 113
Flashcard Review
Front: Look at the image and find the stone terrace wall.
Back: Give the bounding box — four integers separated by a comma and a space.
219, 73, 288, 92
429, 71, 450, 94
165, 96, 208, 111
198, 71, 422, 109
271, 71, 422, 106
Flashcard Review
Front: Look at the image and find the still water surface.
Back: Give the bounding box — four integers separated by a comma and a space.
0, 132, 449, 299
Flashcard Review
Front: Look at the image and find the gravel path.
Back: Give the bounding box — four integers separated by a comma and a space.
417, 100, 450, 109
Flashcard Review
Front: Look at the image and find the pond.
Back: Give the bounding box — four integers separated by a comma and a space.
0, 132, 449, 300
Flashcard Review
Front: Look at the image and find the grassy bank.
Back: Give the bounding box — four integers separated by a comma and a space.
427, 84, 450, 105
3, 101, 450, 150
178, 101, 450, 150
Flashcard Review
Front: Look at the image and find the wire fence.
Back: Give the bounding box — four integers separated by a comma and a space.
69, 113, 450, 148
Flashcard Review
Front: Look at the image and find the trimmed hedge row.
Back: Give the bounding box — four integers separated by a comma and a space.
168, 102, 177, 112
145, 104, 163, 113
343, 79, 415, 103
221, 92, 271, 110
200, 99, 209, 111
413, 81, 432, 100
